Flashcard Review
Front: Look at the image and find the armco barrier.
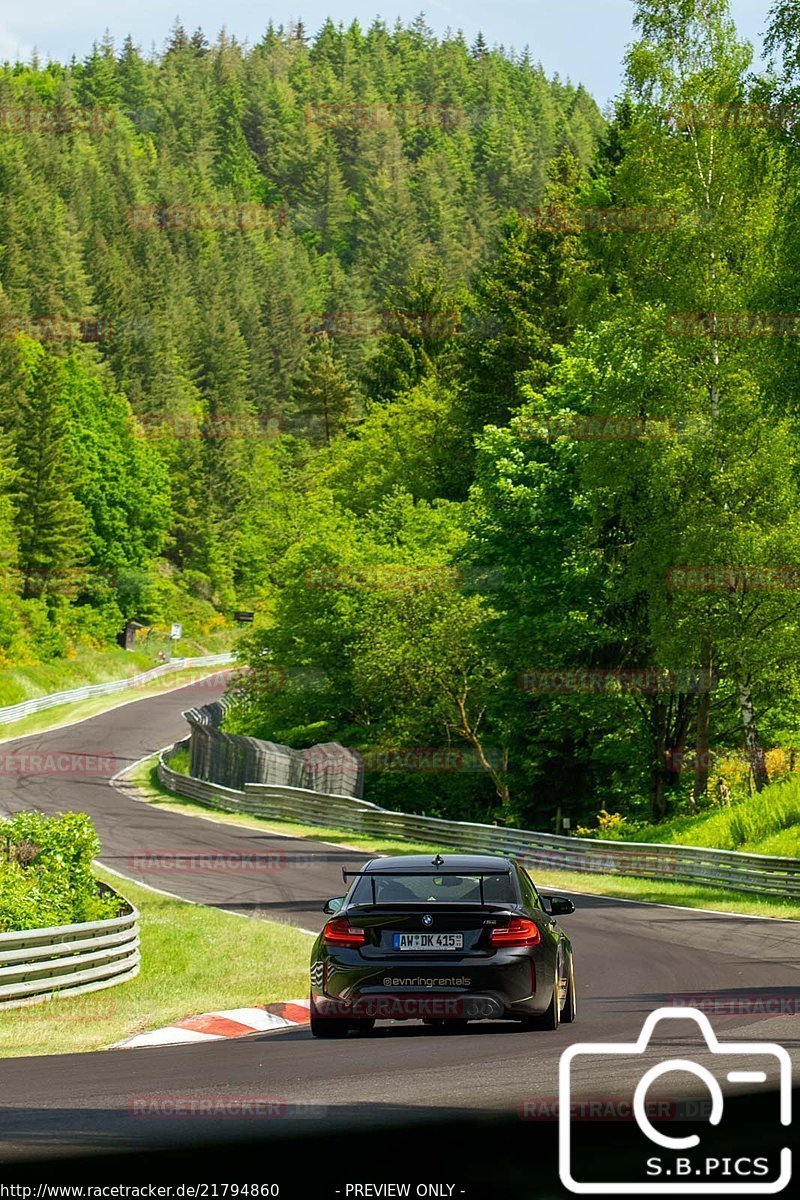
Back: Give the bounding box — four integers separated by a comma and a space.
0, 653, 234, 727
0, 893, 140, 1008
157, 743, 800, 902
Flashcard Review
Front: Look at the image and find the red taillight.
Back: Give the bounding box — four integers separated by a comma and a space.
490, 917, 541, 947
323, 917, 366, 948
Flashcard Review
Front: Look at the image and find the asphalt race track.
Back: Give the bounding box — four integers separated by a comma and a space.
0, 674, 797, 1163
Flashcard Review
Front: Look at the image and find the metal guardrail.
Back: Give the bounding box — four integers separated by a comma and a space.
0, 897, 140, 1009
157, 744, 800, 902
0, 653, 234, 727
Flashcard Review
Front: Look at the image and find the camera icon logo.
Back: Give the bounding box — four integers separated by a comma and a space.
559, 1006, 792, 1194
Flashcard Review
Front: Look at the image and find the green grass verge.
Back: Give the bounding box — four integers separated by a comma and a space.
0, 638, 233, 710
0, 866, 313, 1058
130, 755, 443, 856
129, 757, 800, 922
528, 868, 800, 920
167, 745, 192, 774
581, 778, 800, 859
0, 645, 158, 707
0, 664, 232, 744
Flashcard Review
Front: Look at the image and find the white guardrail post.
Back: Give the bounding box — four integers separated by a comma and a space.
0, 653, 235, 727
157, 743, 800, 903
0, 899, 140, 1009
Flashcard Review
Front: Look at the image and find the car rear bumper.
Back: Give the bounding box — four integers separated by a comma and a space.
312, 951, 553, 1019
311, 990, 508, 1020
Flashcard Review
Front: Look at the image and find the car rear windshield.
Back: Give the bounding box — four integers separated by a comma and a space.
349, 871, 516, 906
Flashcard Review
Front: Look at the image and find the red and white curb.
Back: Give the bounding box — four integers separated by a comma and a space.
114, 1000, 310, 1049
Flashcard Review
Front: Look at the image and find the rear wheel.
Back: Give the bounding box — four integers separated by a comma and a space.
350, 1018, 376, 1035
309, 994, 351, 1038
537, 984, 560, 1031
561, 957, 577, 1024
310, 1013, 350, 1038
522, 965, 561, 1031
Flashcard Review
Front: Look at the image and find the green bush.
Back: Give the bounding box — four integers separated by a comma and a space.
725, 782, 800, 849
0, 812, 123, 932
365, 768, 498, 823
167, 746, 191, 775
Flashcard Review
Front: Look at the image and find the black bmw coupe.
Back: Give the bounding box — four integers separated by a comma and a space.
309, 853, 576, 1037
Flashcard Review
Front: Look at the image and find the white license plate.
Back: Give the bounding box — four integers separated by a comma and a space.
392, 933, 464, 951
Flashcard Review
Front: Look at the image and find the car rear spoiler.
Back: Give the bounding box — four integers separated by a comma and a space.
342, 866, 511, 907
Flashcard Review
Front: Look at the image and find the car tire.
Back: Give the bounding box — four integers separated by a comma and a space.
350, 1018, 376, 1035
310, 1013, 350, 1038
561, 957, 577, 1023
309, 995, 351, 1038
538, 985, 561, 1031
523, 967, 561, 1031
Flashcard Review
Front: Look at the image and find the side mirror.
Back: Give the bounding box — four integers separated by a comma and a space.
543, 895, 575, 917
323, 896, 345, 915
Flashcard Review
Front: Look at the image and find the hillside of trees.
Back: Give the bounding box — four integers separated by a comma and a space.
5, 3, 800, 834
226, 0, 800, 833
0, 16, 600, 669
